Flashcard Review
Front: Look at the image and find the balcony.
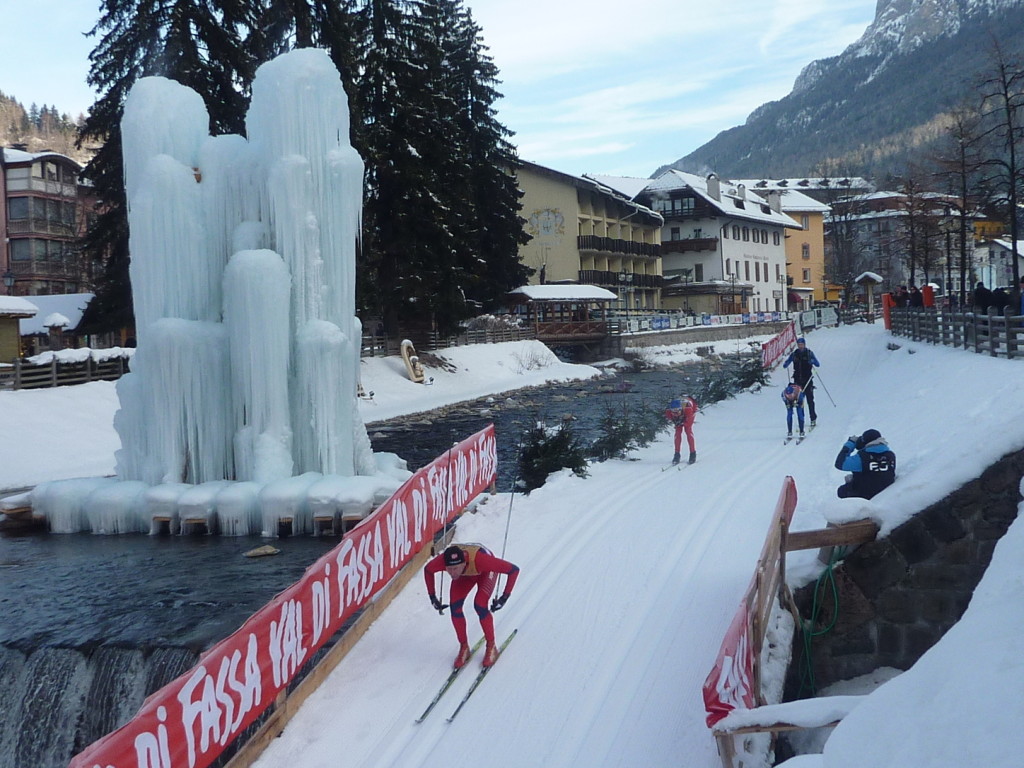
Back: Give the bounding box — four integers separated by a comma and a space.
660, 237, 719, 254
10, 259, 84, 279
7, 219, 76, 236
577, 235, 661, 258
578, 270, 663, 289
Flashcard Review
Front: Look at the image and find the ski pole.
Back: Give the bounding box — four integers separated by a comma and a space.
495, 436, 524, 597
811, 371, 837, 407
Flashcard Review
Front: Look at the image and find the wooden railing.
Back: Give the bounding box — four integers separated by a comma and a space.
0, 356, 130, 390
889, 306, 1023, 359
706, 476, 879, 768
361, 326, 536, 356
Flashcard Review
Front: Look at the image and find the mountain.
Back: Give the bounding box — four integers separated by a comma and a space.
663, 0, 1024, 180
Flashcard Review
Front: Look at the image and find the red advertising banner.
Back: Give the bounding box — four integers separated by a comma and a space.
69, 424, 497, 768
701, 598, 756, 727
761, 321, 797, 370
702, 476, 798, 728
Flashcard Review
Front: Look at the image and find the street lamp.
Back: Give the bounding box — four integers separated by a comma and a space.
681, 267, 692, 314
2, 269, 14, 295
618, 267, 633, 326
728, 272, 738, 314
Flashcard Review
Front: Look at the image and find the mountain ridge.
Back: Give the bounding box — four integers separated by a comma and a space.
664, 0, 1024, 180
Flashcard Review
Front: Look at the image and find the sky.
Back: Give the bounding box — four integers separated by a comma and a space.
0, 0, 878, 178
4, 322, 1024, 766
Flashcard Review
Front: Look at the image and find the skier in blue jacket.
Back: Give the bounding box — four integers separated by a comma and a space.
834, 429, 896, 499
782, 337, 821, 425
781, 383, 806, 438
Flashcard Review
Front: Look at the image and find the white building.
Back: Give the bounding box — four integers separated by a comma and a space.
632, 171, 801, 314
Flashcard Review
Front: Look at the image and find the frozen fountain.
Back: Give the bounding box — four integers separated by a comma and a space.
33, 49, 408, 535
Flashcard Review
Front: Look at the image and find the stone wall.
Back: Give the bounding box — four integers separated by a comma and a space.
599, 321, 790, 358
785, 447, 1024, 697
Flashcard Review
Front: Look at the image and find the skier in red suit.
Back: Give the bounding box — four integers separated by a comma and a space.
664, 395, 699, 464
424, 543, 520, 668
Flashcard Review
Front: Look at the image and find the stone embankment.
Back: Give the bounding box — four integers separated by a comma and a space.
786, 447, 1024, 695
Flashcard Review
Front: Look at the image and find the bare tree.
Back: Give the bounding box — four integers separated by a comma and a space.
930, 104, 987, 306
977, 38, 1024, 288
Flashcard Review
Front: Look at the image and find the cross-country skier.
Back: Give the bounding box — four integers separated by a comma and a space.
664, 395, 699, 464
424, 544, 520, 668
834, 429, 896, 499
782, 337, 821, 426
781, 383, 806, 438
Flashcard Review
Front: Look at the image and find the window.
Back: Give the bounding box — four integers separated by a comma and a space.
801, 214, 809, 229
773, 231, 781, 246
761, 229, 768, 242
742, 227, 749, 241
671, 227, 680, 241
745, 261, 750, 280
725, 258, 731, 276
8, 197, 29, 219
10, 239, 31, 260
755, 262, 761, 281
752, 229, 760, 243
803, 268, 811, 283
732, 225, 740, 239
695, 263, 704, 281
802, 243, 811, 260
722, 226, 729, 239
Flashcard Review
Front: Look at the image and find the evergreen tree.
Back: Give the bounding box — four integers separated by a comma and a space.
358, 0, 464, 335
77, 0, 255, 334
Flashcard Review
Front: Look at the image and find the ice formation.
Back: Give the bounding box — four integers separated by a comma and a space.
32, 49, 409, 535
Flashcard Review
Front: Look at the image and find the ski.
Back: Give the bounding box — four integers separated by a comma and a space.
784, 436, 793, 445
446, 629, 518, 722
414, 636, 486, 723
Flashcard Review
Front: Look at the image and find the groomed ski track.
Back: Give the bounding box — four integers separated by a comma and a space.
250, 325, 912, 768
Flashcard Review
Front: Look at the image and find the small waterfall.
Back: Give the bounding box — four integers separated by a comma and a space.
0, 646, 27, 767
13, 648, 91, 768
0, 645, 200, 768
73, 647, 148, 755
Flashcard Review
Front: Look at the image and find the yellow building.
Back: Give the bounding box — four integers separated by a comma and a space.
734, 181, 831, 306
515, 161, 663, 312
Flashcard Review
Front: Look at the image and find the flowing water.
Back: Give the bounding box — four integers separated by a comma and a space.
0, 354, 755, 768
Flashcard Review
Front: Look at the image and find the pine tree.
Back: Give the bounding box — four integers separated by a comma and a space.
358, 0, 464, 335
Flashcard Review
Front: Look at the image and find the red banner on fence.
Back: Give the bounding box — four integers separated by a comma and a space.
702, 598, 757, 727
761, 322, 797, 369
69, 424, 497, 768
702, 476, 798, 728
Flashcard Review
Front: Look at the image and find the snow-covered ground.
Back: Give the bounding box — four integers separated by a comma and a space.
3, 325, 1023, 767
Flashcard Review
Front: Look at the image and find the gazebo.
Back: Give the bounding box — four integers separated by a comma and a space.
506, 284, 617, 343
855, 271, 884, 321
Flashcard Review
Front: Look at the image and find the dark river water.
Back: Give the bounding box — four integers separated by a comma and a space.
0, 355, 751, 768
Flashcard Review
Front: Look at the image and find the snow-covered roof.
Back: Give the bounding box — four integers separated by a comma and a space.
988, 239, 1024, 254
509, 284, 618, 302
1, 147, 83, 169
43, 312, 71, 328
734, 176, 874, 193
0, 296, 39, 317
519, 160, 662, 225
856, 271, 884, 284
644, 170, 801, 228
729, 181, 831, 211
19, 293, 92, 335
587, 175, 652, 200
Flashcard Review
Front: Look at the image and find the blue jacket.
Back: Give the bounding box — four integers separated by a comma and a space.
834, 437, 896, 499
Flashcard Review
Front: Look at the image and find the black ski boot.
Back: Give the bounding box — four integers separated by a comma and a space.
688, 451, 697, 465
672, 452, 681, 465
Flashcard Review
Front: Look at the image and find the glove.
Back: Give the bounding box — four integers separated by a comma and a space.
490, 593, 510, 612
429, 594, 443, 612
845, 435, 858, 448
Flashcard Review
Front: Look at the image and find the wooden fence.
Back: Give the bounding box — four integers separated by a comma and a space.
0, 355, 130, 391
707, 476, 879, 768
889, 306, 1023, 359
361, 326, 535, 356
